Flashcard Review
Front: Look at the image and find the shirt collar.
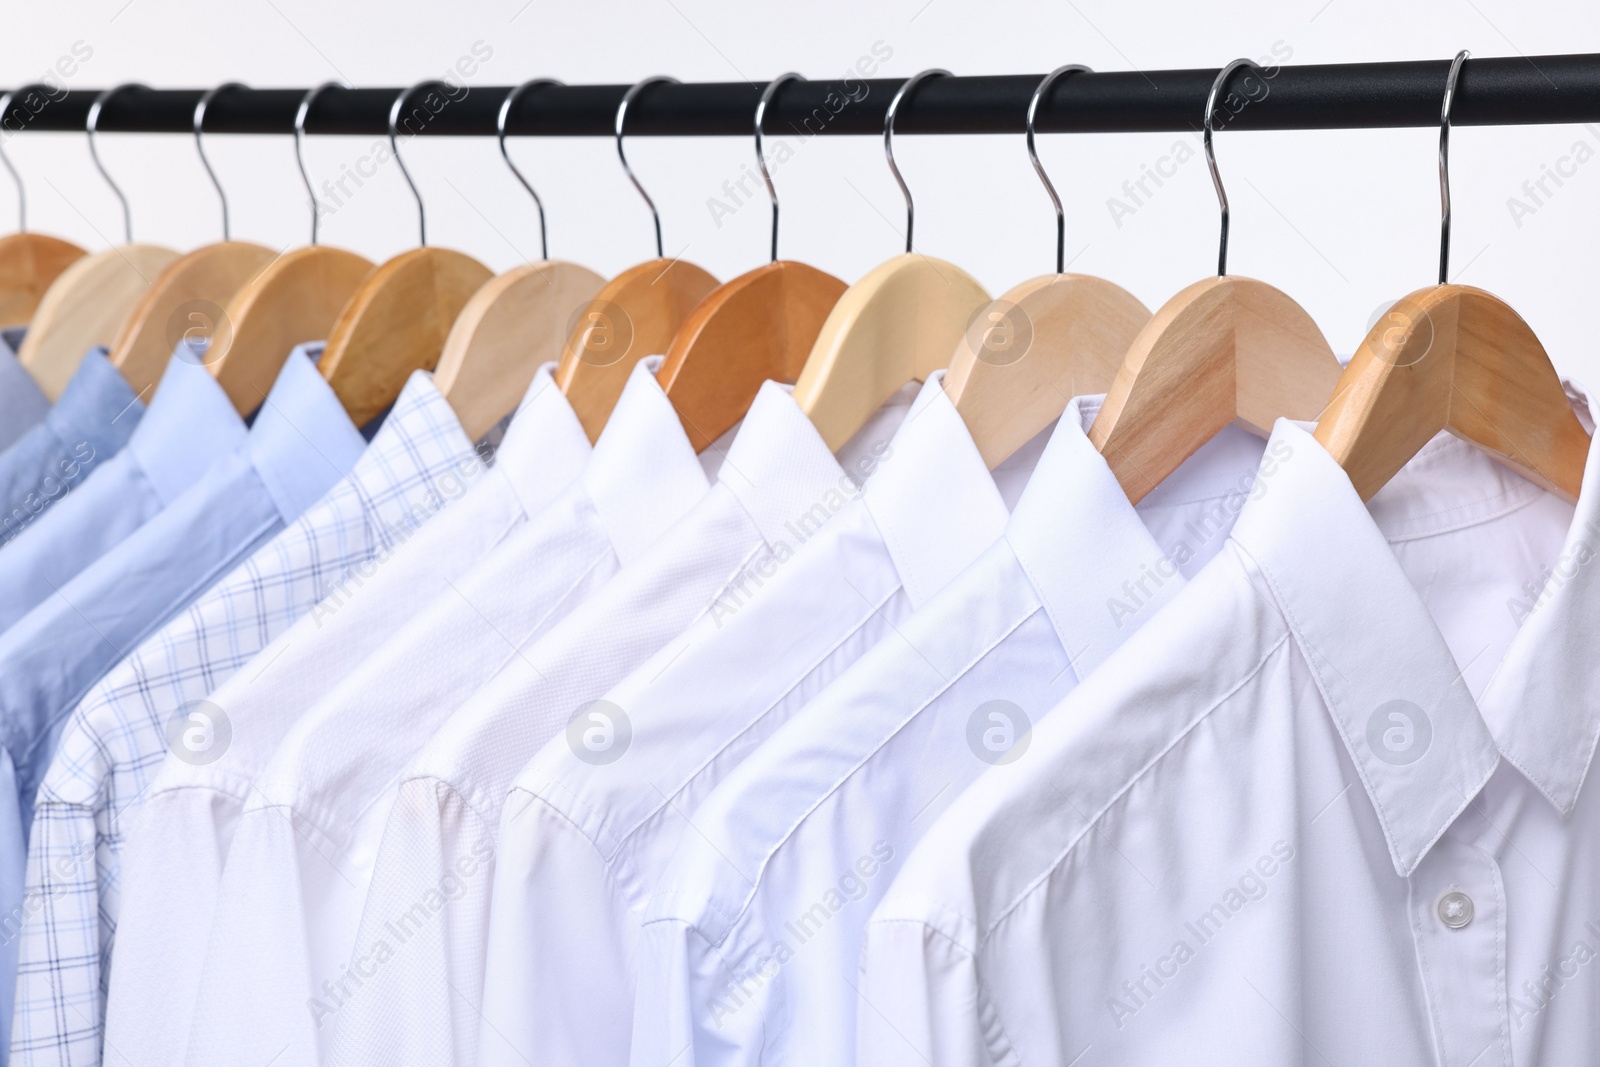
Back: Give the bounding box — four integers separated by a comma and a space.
495, 361, 593, 517
45, 346, 142, 458
0, 331, 47, 445
351, 368, 479, 538
863, 372, 1009, 608
584, 355, 709, 565
1230, 419, 1517, 877
713, 379, 870, 547
125, 345, 248, 505
1476, 380, 1600, 817
1005, 394, 1261, 681
246, 342, 365, 522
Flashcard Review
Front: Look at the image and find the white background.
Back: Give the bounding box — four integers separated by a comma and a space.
2, 0, 1598, 379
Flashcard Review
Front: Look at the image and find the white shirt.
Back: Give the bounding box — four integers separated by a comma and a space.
323, 378, 912, 1067
629, 396, 1267, 1067
471, 375, 1019, 1067
857, 394, 1600, 1067
102, 363, 589, 1067
180, 359, 713, 1067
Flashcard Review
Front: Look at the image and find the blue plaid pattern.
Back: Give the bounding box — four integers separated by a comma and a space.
9, 372, 482, 1067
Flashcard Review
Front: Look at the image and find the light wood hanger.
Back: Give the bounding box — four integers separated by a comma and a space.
1316, 52, 1590, 502
17, 84, 179, 400
656, 74, 847, 452
942, 66, 1151, 469
0, 88, 87, 327
432, 79, 604, 441
552, 76, 718, 442
317, 81, 493, 428
792, 70, 990, 451
102, 85, 278, 401
1088, 59, 1342, 504
208, 82, 375, 416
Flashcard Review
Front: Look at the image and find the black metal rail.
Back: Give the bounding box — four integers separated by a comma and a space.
3, 56, 1599, 138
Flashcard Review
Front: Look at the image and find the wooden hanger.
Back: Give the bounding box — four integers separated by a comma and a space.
553, 76, 718, 442
104, 86, 282, 401
656, 74, 847, 452
317, 82, 493, 428
209, 84, 375, 417
16, 84, 180, 400
942, 66, 1151, 469
431, 80, 604, 441
1316, 52, 1590, 502
1088, 60, 1342, 504
792, 71, 990, 451
0, 89, 87, 327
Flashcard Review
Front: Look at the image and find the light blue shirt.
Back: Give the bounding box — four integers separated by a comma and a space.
0, 350, 141, 547
0, 344, 362, 1058
0, 331, 47, 454
0, 350, 246, 632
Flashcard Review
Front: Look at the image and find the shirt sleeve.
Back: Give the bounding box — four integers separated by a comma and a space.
856, 914, 991, 1067
325, 778, 496, 1067
477, 787, 636, 1067
101, 788, 234, 1067
9, 796, 101, 1067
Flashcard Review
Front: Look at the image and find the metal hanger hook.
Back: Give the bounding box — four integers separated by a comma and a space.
0, 86, 47, 231
1027, 64, 1092, 274
195, 82, 246, 241
88, 82, 148, 244
296, 80, 349, 245
615, 76, 678, 258
885, 69, 951, 254
389, 80, 446, 247
756, 72, 802, 263
1204, 58, 1264, 277
499, 78, 563, 261
1438, 50, 1468, 285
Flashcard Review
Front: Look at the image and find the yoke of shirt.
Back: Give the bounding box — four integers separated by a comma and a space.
0, 348, 140, 547
177, 357, 711, 1067
628, 396, 1269, 1067
470, 374, 1009, 1067
8, 367, 478, 1067
856, 397, 1600, 1067
325, 376, 915, 1067
0, 328, 47, 453
99, 362, 590, 1067
0, 350, 246, 634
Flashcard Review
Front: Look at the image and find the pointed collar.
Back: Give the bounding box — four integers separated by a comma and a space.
1006, 394, 1263, 681
246, 343, 366, 523
493, 362, 592, 518
862, 372, 1009, 609
584, 356, 709, 566
126, 346, 247, 505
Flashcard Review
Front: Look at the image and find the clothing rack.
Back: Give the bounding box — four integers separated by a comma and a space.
5, 55, 1600, 137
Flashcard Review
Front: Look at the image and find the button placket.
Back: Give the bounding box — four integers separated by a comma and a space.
1408, 835, 1509, 1067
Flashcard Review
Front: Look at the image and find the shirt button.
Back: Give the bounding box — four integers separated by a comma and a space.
1437, 890, 1474, 929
